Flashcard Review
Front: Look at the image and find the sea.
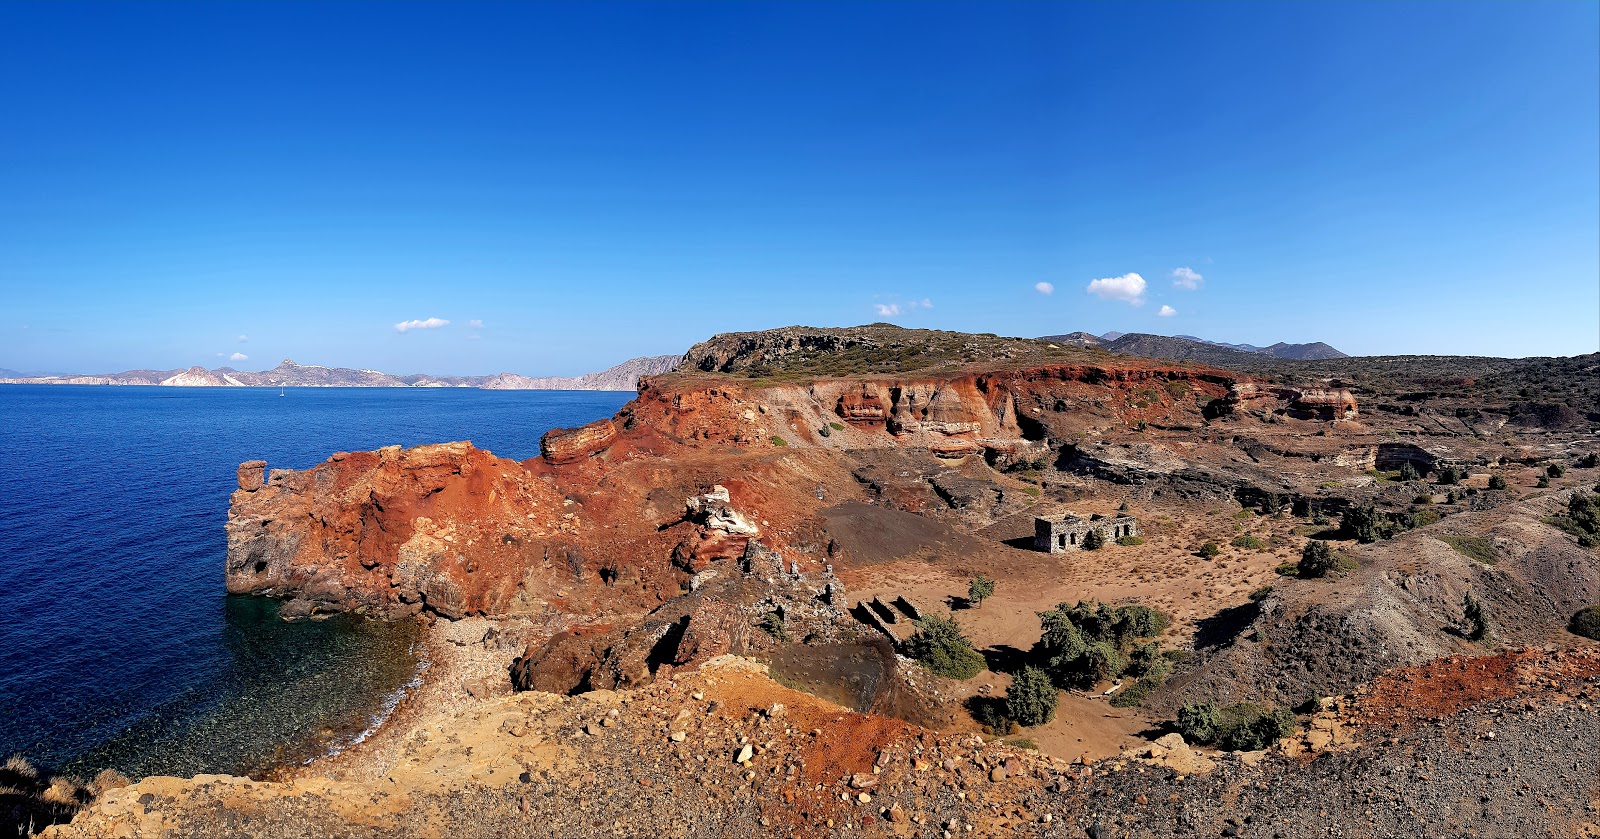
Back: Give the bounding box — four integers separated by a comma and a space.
0, 384, 630, 779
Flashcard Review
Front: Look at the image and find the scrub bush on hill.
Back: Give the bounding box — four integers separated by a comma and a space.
1297, 540, 1338, 578
1545, 492, 1600, 547
905, 614, 985, 680
1175, 702, 1296, 751
1571, 605, 1600, 641
1005, 666, 1058, 727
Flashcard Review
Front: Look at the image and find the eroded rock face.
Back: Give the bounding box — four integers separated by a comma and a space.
222, 350, 1266, 631
223, 441, 685, 619
539, 418, 617, 464
237, 460, 266, 491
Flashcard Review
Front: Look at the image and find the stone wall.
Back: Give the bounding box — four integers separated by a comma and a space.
1034, 513, 1140, 553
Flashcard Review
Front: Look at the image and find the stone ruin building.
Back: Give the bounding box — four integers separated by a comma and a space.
1034, 512, 1140, 553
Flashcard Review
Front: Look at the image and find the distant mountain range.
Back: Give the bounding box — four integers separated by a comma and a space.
1038, 331, 1348, 364
0, 355, 681, 391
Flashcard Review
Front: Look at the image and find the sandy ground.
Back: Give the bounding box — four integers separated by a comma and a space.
833, 493, 1327, 762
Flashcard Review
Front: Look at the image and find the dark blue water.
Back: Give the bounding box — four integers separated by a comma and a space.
0, 385, 629, 778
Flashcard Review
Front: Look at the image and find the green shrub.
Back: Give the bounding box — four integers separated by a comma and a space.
1298, 541, 1338, 578
1463, 593, 1491, 641
1488, 474, 1508, 490
1198, 542, 1221, 559
1582, 453, 1599, 469
1005, 666, 1058, 726
1216, 703, 1297, 751
1406, 509, 1441, 529
1546, 492, 1600, 546
1175, 702, 1221, 744
1341, 504, 1385, 543
967, 574, 995, 609
1081, 529, 1105, 550
1078, 641, 1127, 686
1436, 535, 1497, 563
969, 697, 1013, 735
1231, 535, 1266, 550
1413, 494, 1433, 505
1117, 535, 1145, 546
905, 614, 986, 680
1548, 464, 1566, 478
1537, 476, 1551, 488
1175, 701, 1295, 750
770, 435, 787, 447
1006, 737, 1039, 750
1436, 467, 1462, 486
1398, 462, 1420, 482
829, 422, 846, 431
759, 611, 788, 642
1570, 605, 1600, 641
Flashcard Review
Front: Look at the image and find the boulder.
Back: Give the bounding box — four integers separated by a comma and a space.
540, 418, 618, 464
237, 460, 267, 491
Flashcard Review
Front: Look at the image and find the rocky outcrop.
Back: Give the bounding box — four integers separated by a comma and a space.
1223, 383, 1358, 420
539, 418, 618, 464
223, 441, 691, 619
236, 460, 266, 491
1288, 388, 1358, 420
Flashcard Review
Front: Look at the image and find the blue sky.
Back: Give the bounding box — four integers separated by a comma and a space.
1, 1, 1596, 375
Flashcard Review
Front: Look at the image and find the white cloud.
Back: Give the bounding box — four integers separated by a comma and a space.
874, 303, 902, 317
230, 352, 249, 361
1170, 267, 1204, 290
468, 319, 484, 329
237, 334, 249, 343
1157, 305, 1177, 317
1085, 272, 1147, 305
1034, 281, 1054, 296
394, 317, 450, 333
913, 298, 933, 309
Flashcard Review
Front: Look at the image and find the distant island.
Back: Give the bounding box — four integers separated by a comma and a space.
0, 355, 681, 391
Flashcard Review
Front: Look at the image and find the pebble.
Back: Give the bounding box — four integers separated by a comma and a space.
735, 745, 754, 764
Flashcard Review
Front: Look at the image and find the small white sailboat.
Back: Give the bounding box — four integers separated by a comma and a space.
278, 387, 285, 397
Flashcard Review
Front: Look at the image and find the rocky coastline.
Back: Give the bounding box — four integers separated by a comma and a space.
38, 326, 1600, 837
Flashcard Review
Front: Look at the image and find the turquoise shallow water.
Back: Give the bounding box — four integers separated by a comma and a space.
0, 385, 629, 778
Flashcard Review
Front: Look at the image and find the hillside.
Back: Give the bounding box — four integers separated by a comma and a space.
678, 323, 1115, 380
1039, 331, 1349, 362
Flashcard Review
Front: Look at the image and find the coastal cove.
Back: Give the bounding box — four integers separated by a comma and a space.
0, 385, 630, 779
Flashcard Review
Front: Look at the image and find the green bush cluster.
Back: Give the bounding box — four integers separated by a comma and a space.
1175, 701, 1296, 751
1034, 601, 1171, 691
1231, 535, 1266, 550
1116, 535, 1145, 546
905, 614, 986, 680
1488, 474, 1508, 490
1197, 542, 1222, 559
1545, 492, 1600, 547
1570, 605, 1600, 641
